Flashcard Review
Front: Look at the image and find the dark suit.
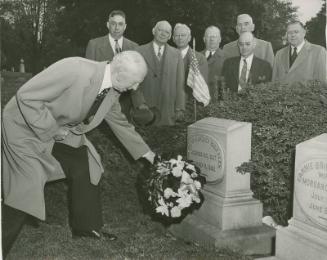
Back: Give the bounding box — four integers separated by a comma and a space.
183, 48, 208, 99
132, 42, 185, 126
222, 55, 272, 93
201, 48, 224, 96
85, 34, 139, 118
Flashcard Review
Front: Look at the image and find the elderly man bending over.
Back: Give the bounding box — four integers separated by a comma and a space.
2, 51, 155, 252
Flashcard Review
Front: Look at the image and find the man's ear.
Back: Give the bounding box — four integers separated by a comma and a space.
251, 23, 255, 32
106, 22, 110, 30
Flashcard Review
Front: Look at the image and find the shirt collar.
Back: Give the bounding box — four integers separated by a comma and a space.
108, 34, 123, 50
99, 63, 112, 93
291, 40, 305, 53
181, 46, 189, 58
206, 49, 216, 57
153, 41, 165, 54
241, 53, 254, 65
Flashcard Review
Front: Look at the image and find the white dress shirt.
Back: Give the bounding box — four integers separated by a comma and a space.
291, 40, 305, 55
205, 50, 216, 58
180, 46, 189, 59
99, 64, 112, 93
153, 42, 165, 57
238, 53, 254, 91
108, 34, 123, 55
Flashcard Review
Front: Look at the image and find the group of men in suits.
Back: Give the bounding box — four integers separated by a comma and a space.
203, 14, 326, 94
86, 10, 326, 128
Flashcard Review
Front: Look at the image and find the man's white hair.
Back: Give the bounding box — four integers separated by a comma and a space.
204, 25, 221, 37
153, 20, 172, 32
173, 23, 191, 35
237, 14, 253, 24
111, 50, 147, 83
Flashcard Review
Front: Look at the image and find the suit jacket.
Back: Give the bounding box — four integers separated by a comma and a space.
183, 48, 208, 98
201, 48, 224, 96
85, 34, 138, 62
223, 38, 274, 67
132, 42, 185, 126
272, 41, 326, 84
222, 55, 272, 93
2, 57, 149, 220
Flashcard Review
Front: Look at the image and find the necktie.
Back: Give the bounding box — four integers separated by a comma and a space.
115, 39, 121, 55
84, 88, 111, 124
290, 47, 297, 67
157, 46, 162, 60
207, 51, 213, 61
239, 59, 248, 88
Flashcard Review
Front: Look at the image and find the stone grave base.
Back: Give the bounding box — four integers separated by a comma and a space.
169, 213, 276, 255
256, 225, 327, 260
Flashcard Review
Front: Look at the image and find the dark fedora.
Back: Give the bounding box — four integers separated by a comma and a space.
130, 107, 161, 127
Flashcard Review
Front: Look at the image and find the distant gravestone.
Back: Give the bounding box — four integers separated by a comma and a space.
258, 133, 327, 260
169, 118, 275, 254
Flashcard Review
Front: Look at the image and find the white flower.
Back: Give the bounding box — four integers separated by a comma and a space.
164, 188, 178, 199
156, 197, 169, 216
194, 180, 201, 190
181, 171, 193, 184
191, 172, 198, 178
172, 165, 183, 177
178, 185, 188, 196
186, 163, 196, 172
170, 206, 182, 218
176, 194, 192, 208
191, 193, 201, 203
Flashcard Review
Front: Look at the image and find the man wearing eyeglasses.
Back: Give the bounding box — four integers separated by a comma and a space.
85, 10, 138, 118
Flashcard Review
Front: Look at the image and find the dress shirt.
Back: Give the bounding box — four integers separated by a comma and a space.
238, 53, 254, 91
180, 46, 190, 59
109, 34, 123, 55
99, 64, 112, 93
153, 42, 165, 57
291, 40, 305, 55
205, 50, 216, 59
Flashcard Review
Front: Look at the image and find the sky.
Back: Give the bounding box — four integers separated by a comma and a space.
288, 0, 324, 23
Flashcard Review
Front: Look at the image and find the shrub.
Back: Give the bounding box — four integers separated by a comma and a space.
139, 80, 326, 224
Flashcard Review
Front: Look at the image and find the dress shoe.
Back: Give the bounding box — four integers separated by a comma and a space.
72, 229, 117, 241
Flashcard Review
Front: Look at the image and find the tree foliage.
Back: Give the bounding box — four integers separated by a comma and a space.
1, 0, 298, 73
305, 1, 326, 47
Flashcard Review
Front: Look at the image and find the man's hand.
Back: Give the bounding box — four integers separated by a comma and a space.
54, 127, 70, 141
142, 150, 155, 164
175, 110, 184, 122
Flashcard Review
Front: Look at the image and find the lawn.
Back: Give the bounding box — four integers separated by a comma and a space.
5, 123, 253, 260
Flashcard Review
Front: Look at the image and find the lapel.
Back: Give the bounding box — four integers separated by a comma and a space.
232, 58, 241, 84
288, 41, 310, 73
121, 37, 129, 51
99, 35, 114, 60
249, 56, 259, 82
208, 48, 223, 65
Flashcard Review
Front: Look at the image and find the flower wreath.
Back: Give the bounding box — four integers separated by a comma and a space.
144, 155, 206, 218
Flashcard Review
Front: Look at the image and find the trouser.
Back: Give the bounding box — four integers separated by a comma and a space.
51, 142, 103, 232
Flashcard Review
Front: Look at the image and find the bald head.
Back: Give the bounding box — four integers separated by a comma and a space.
173, 23, 191, 49
238, 32, 256, 58
236, 14, 255, 35
203, 26, 221, 51
110, 50, 147, 92
152, 20, 172, 45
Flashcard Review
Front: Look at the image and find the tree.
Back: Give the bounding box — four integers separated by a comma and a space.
305, 1, 326, 48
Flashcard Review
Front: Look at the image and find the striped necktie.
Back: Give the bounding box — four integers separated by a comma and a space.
84, 88, 111, 124
115, 39, 121, 55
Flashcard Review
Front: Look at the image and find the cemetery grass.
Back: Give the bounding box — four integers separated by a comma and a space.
6, 124, 252, 260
